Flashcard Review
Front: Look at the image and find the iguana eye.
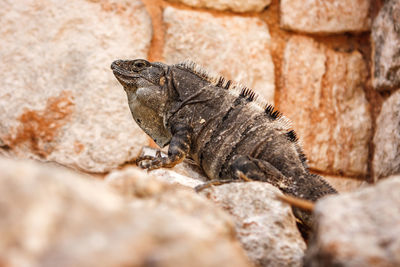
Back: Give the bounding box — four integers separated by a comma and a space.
132, 59, 149, 70
134, 62, 145, 68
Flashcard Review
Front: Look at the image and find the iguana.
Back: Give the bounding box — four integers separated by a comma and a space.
111, 59, 337, 235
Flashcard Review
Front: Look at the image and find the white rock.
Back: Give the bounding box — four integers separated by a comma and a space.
0, 157, 252, 267
107, 167, 307, 266
0, 0, 151, 172
324, 175, 367, 193
280, 0, 371, 34
372, 0, 400, 90
305, 175, 400, 267
280, 36, 371, 177
201, 182, 306, 267
373, 90, 400, 180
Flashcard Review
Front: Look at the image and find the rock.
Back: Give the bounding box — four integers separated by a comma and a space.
324, 175, 367, 193
0, 157, 252, 267
280, 0, 371, 34
166, 0, 271, 12
106, 167, 173, 198
150, 166, 206, 188
0, 0, 151, 172
105, 167, 253, 267
200, 182, 306, 267
163, 6, 275, 102
373, 90, 400, 180
106, 167, 237, 234
0, 157, 135, 267
372, 0, 400, 91
107, 168, 307, 267
280, 36, 371, 177
305, 175, 400, 267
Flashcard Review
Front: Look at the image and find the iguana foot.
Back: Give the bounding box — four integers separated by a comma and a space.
136, 150, 164, 170
136, 149, 183, 171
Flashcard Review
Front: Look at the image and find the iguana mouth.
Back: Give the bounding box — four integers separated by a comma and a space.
112, 69, 140, 80
111, 61, 140, 77
111, 61, 141, 86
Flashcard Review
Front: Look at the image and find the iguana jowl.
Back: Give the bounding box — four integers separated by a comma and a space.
111, 59, 337, 233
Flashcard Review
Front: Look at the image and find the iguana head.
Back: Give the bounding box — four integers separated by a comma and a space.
111, 59, 172, 147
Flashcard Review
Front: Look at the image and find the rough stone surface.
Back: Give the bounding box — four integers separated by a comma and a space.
0, 0, 151, 172
106, 167, 236, 233
372, 0, 400, 91
0, 157, 134, 267
324, 175, 366, 193
163, 6, 275, 102
280, 36, 371, 177
280, 0, 371, 34
305, 175, 400, 267
0, 157, 252, 267
166, 0, 271, 12
108, 168, 307, 267
373, 90, 400, 180
201, 182, 306, 267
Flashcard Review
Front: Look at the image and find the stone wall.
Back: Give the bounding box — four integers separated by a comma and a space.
1, 1, 400, 266
0, 0, 399, 184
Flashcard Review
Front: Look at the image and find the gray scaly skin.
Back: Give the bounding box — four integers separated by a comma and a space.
111, 59, 337, 236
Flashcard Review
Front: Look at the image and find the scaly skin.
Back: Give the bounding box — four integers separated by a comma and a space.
111, 59, 338, 236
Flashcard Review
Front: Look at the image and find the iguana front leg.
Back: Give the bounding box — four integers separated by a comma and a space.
136, 124, 191, 171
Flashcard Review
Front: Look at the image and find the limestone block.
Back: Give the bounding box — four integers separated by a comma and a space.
280, 0, 371, 34
324, 175, 367, 193
280, 36, 371, 177
0, 157, 252, 267
107, 167, 307, 267
0, 0, 151, 172
373, 90, 400, 179
201, 182, 306, 267
372, 0, 400, 90
305, 175, 400, 267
